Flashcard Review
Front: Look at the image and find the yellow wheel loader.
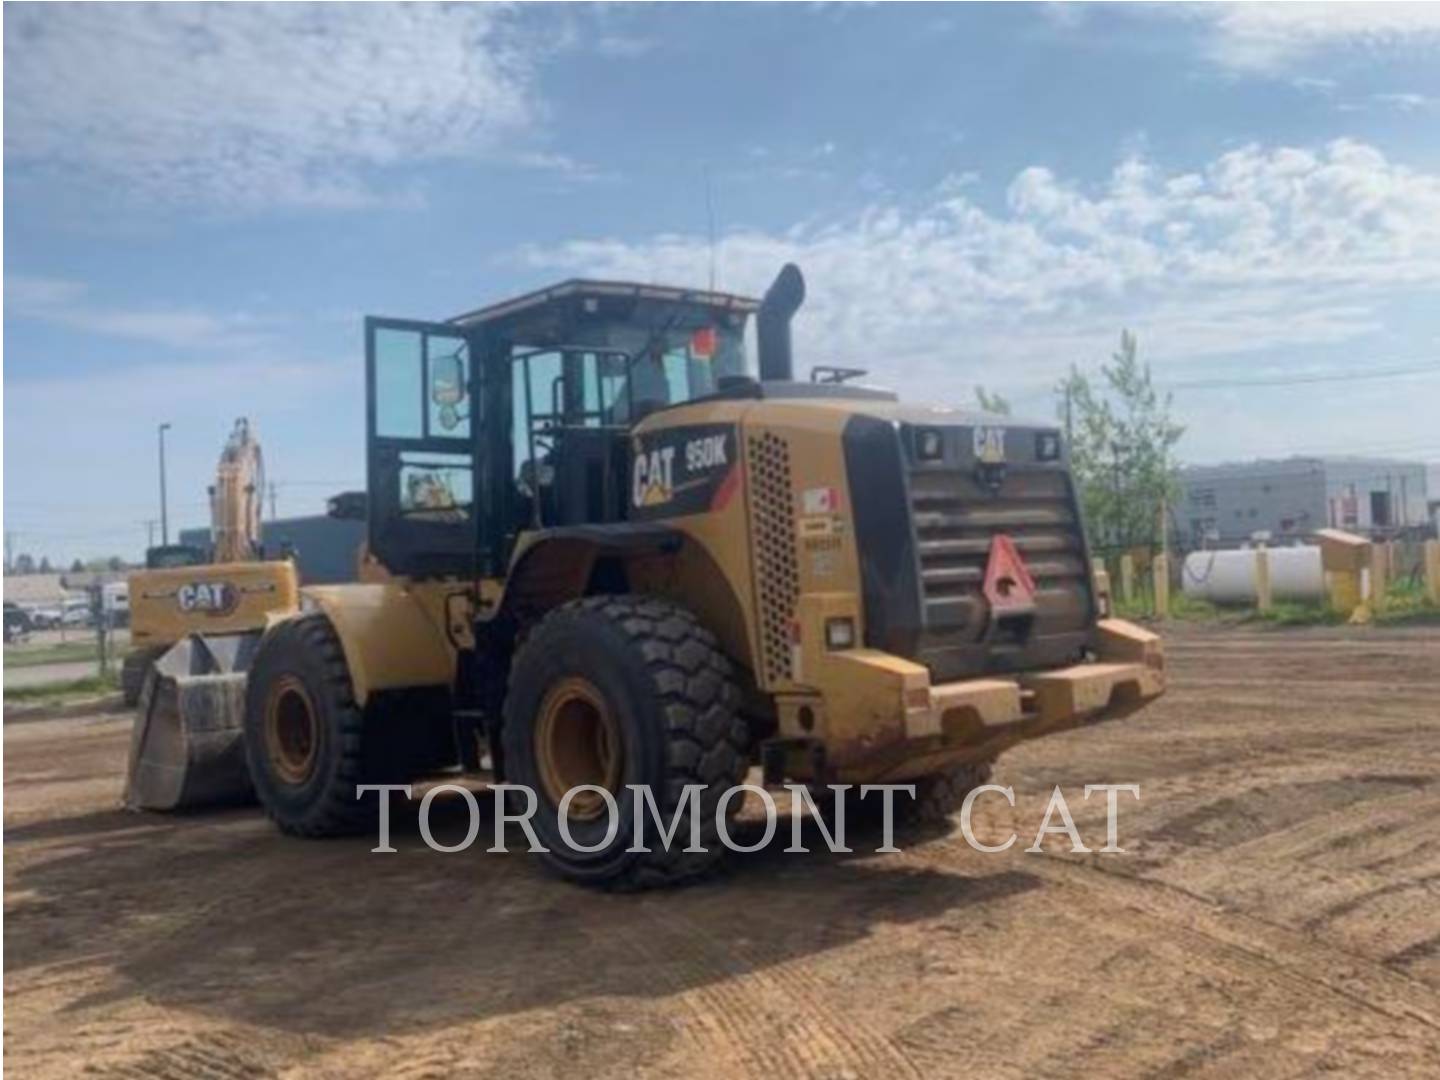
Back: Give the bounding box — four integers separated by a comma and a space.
128, 265, 1164, 886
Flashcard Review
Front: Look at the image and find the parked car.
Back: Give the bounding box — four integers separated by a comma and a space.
26, 604, 64, 630
4, 602, 33, 643
60, 602, 94, 628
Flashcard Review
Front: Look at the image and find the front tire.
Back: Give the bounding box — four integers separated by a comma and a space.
502, 596, 749, 890
243, 614, 370, 836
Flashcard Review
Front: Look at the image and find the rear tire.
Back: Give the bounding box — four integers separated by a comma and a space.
243, 614, 371, 837
502, 596, 749, 890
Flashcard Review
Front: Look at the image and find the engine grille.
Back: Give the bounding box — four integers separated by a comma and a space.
908, 464, 1092, 657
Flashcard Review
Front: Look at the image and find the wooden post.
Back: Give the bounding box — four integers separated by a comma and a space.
1254, 546, 1273, 614
1369, 541, 1388, 613
1425, 539, 1440, 606
1119, 553, 1135, 605
1152, 553, 1170, 618
1092, 558, 1112, 616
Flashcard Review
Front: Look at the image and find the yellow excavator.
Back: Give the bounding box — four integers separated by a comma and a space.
126, 266, 1165, 885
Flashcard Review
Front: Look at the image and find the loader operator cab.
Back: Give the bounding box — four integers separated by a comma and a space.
364, 282, 757, 581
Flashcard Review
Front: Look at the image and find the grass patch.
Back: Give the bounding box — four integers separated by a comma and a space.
1251, 601, 1341, 627
3, 640, 102, 668
4, 671, 120, 705
1373, 581, 1440, 625
1110, 595, 1150, 621
1112, 590, 1225, 622
1167, 593, 1226, 621
1129, 578, 1440, 627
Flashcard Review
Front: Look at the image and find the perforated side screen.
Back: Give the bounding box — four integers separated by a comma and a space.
748, 431, 799, 684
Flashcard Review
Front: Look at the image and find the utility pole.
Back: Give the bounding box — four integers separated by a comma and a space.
268, 481, 279, 520
1063, 380, 1073, 448
1110, 440, 1126, 551
158, 422, 172, 545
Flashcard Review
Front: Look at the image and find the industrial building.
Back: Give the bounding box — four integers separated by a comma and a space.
179, 513, 364, 585
1180, 456, 1430, 547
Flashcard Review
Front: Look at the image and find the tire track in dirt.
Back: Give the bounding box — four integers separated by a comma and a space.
615, 890, 923, 1079
612, 907, 805, 1077
1030, 855, 1440, 1035
73, 1028, 282, 1080
876, 827, 1440, 1077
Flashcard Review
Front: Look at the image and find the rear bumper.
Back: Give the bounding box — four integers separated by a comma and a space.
919, 618, 1164, 729
775, 618, 1165, 783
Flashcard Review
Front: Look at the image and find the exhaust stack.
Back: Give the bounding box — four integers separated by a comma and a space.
756, 263, 805, 382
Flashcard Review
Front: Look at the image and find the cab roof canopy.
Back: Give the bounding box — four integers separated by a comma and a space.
449, 279, 760, 330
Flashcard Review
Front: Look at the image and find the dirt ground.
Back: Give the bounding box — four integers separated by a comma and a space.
5, 622, 1439, 1078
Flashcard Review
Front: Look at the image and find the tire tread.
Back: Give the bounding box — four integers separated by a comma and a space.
505, 595, 749, 890
245, 614, 371, 837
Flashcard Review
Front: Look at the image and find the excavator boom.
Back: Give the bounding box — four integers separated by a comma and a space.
211, 418, 265, 564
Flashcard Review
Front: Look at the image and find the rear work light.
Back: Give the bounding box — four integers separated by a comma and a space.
825, 616, 856, 650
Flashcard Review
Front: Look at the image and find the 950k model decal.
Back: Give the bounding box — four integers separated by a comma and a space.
631, 423, 738, 519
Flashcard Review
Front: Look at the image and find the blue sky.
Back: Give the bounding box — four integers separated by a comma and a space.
5, 2, 1440, 563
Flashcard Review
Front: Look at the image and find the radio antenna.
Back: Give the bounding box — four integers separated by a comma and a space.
704, 166, 717, 292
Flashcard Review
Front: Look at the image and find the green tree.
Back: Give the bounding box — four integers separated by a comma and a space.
70, 558, 85, 573
1056, 330, 1184, 553
38, 556, 53, 574
975, 386, 1012, 415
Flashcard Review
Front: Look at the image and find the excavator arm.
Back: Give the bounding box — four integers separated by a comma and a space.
210, 418, 266, 563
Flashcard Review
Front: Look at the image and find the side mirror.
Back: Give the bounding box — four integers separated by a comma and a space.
430, 352, 466, 407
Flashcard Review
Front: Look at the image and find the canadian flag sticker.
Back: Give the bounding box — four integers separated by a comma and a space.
802, 486, 840, 514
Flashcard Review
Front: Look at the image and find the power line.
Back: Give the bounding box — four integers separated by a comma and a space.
1167, 361, 1440, 391
1008, 359, 1439, 405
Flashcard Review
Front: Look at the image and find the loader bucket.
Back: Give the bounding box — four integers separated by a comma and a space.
124, 632, 261, 811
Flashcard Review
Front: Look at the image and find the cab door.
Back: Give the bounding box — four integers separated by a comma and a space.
365, 317, 484, 579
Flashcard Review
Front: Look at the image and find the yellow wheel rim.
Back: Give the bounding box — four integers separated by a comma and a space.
264, 675, 320, 786
534, 676, 623, 822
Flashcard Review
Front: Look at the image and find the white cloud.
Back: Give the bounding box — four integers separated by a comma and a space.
592, 34, 657, 58
1372, 91, 1433, 111
3, 4, 543, 209
1166, 2, 1440, 73
6, 274, 270, 351
517, 139, 1440, 394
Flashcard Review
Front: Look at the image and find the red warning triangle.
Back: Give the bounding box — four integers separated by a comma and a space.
983, 533, 1037, 615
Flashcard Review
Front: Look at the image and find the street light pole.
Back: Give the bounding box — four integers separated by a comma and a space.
158, 422, 172, 546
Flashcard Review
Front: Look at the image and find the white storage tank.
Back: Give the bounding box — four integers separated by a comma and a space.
1181, 545, 1324, 605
